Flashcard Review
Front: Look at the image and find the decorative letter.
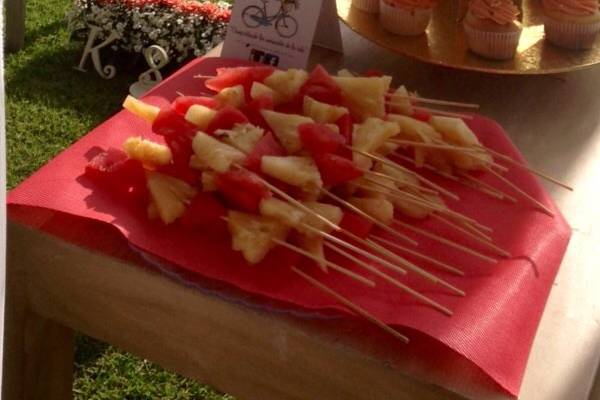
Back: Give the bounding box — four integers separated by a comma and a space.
74, 25, 120, 79
129, 45, 170, 97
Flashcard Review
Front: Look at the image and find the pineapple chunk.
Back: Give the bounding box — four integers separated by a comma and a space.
264, 69, 309, 102
388, 114, 441, 143
192, 132, 246, 173
122, 95, 160, 123
298, 234, 326, 269
261, 110, 314, 153
450, 150, 493, 171
259, 197, 305, 227
215, 85, 245, 108
377, 141, 401, 156
146, 171, 197, 224
123, 136, 172, 166
303, 96, 349, 124
332, 76, 392, 120
250, 82, 280, 103
185, 105, 217, 131
201, 171, 217, 192
189, 155, 209, 171
353, 118, 400, 169
426, 150, 454, 175
373, 161, 420, 190
228, 211, 289, 264
261, 156, 323, 189
351, 174, 394, 198
430, 116, 480, 147
337, 69, 355, 77
348, 197, 395, 225
392, 193, 445, 219
298, 202, 343, 234
388, 85, 413, 115
215, 123, 264, 154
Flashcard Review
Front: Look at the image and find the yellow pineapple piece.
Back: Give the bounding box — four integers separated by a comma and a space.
189, 155, 209, 171
303, 96, 349, 124
201, 171, 217, 192
215, 123, 264, 154
261, 109, 314, 153
388, 114, 441, 143
250, 82, 280, 103
353, 118, 400, 170
192, 132, 246, 173
332, 76, 392, 120
348, 196, 395, 225
259, 197, 305, 227
373, 161, 420, 190
388, 85, 413, 115
146, 171, 197, 224
185, 105, 217, 131
392, 193, 445, 219
215, 85, 245, 108
298, 202, 343, 234
122, 95, 160, 123
337, 69, 355, 77
429, 116, 480, 147
227, 211, 290, 264
264, 69, 309, 102
123, 137, 172, 167
261, 156, 323, 189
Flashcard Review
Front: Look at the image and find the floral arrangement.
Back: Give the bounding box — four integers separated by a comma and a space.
68, 0, 232, 63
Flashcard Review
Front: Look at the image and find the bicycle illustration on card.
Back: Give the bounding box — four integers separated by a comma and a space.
242, 0, 300, 39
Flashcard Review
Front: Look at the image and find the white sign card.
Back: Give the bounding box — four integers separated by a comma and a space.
221, 0, 342, 69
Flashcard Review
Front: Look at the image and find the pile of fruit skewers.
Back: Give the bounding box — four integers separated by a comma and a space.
85, 64, 571, 342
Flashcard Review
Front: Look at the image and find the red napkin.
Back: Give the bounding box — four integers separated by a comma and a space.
8, 57, 571, 399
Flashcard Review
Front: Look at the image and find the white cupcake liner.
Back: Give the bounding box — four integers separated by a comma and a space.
352, 0, 379, 14
463, 23, 522, 60
544, 16, 600, 50
379, 0, 432, 36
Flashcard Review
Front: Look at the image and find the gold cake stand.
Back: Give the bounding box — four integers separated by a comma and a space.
337, 0, 600, 74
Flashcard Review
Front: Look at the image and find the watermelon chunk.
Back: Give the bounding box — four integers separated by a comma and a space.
240, 95, 274, 130
244, 131, 286, 172
299, 65, 343, 106
206, 106, 250, 135
179, 192, 228, 234
298, 123, 346, 156
340, 211, 373, 238
152, 107, 198, 138
411, 108, 432, 122
215, 169, 271, 213
315, 153, 363, 186
172, 96, 219, 116
206, 66, 275, 95
334, 113, 353, 158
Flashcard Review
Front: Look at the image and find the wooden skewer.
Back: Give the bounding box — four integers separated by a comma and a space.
175, 91, 185, 97
484, 166, 555, 217
365, 239, 466, 297
394, 220, 499, 264
458, 172, 518, 203
431, 213, 492, 242
324, 242, 454, 316
412, 106, 473, 120
431, 214, 511, 258
394, 153, 515, 205
301, 223, 408, 276
475, 144, 574, 191
362, 169, 439, 196
193, 74, 214, 79
321, 188, 417, 246
347, 147, 460, 201
385, 93, 480, 110
392, 140, 509, 173
369, 235, 464, 276
272, 239, 375, 287
291, 267, 410, 343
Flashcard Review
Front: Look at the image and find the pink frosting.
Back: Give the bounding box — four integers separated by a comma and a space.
542, 0, 599, 17
468, 0, 520, 25
383, 0, 437, 10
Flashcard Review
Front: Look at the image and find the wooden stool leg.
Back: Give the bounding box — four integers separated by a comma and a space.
3, 245, 76, 400
5, 0, 26, 52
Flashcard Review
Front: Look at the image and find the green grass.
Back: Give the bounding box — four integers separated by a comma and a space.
5, 0, 234, 398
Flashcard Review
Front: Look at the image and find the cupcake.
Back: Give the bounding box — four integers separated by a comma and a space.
463, 0, 522, 60
542, 0, 600, 50
352, 0, 380, 13
379, 0, 438, 36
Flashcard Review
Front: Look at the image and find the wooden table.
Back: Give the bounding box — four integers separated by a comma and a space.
4, 25, 600, 400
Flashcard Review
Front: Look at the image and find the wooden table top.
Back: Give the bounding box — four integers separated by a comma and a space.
5, 24, 600, 400
208, 22, 600, 399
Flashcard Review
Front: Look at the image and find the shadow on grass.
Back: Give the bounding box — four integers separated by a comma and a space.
75, 335, 109, 370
